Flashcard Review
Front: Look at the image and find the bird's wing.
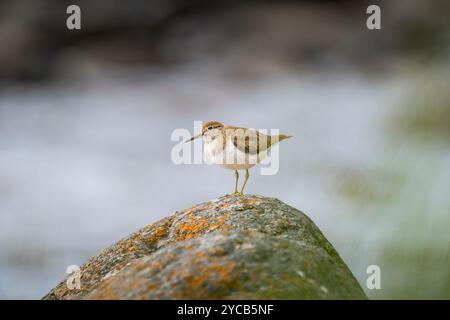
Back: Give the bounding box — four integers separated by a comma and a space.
226, 126, 272, 155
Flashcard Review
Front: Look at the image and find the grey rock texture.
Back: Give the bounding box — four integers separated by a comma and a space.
43, 194, 367, 300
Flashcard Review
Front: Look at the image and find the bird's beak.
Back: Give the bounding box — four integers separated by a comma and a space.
185, 133, 202, 143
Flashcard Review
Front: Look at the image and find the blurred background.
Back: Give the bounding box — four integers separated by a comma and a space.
0, 0, 449, 299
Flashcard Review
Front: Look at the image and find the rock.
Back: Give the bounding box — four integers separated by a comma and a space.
43, 195, 367, 300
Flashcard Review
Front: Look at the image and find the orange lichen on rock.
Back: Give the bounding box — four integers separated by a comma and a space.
186, 259, 237, 290
85, 277, 120, 300
167, 248, 238, 299
175, 213, 209, 240
140, 219, 172, 247
174, 212, 230, 241
209, 214, 227, 231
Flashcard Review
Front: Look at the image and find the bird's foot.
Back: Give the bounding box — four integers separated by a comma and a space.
230, 192, 243, 196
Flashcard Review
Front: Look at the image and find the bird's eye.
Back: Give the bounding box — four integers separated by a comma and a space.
208, 126, 213, 130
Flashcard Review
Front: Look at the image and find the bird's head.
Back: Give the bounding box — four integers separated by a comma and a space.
185, 121, 224, 143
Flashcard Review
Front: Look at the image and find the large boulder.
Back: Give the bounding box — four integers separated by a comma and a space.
43, 195, 367, 299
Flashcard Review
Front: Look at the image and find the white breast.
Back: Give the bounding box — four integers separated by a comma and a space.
204, 139, 267, 170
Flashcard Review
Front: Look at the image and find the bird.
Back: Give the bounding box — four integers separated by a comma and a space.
186, 121, 292, 195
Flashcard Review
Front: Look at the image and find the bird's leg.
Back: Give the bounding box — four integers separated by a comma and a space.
233, 170, 239, 195
240, 169, 249, 194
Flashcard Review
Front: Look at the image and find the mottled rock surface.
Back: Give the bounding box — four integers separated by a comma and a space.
43, 195, 367, 300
